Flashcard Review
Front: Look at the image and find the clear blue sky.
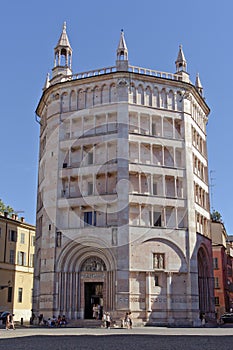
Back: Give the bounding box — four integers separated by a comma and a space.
0, 0, 232, 234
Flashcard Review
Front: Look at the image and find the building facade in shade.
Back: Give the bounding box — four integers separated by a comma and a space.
0, 212, 35, 322
33, 23, 215, 326
211, 221, 233, 318
227, 236, 233, 312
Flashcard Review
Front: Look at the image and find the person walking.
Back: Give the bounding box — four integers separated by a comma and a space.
5, 313, 10, 330
6, 313, 15, 330
106, 312, 111, 329
10, 314, 15, 330
124, 312, 130, 329
128, 312, 132, 329
102, 312, 107, 328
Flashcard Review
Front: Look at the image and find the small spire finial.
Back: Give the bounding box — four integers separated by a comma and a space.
43, 72, 50, 90
55, 21, 72, 50
117, 30, 128, 60
116, 30, 129, 69
175, 44, 187, 73
53, 21, 72, 73
195, 72, 203, 95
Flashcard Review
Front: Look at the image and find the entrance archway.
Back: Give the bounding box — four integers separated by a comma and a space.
56, 245, 116, 320
84, 282, 103, 319
81, 256, 106, 319
197, 246, 212, 315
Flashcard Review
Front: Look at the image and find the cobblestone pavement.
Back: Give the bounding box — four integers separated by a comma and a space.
0, 326, 233, 350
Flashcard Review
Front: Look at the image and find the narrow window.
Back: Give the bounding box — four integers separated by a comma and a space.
153, 212, 162, 226
20, 233, 25, 244
154, 275, 159, 286
153, 183, 158, 195
9, 250, 15, 264
213, 257, 218, 269
84, 211, 96, 226
152, 123, 156, 135
18, 251, 26, 266
84, 212, 92, 226
56, 232, 62, 247
18, 288, 23, 303
7, 287, 12, 303
88, 182, 93, 195
9, 230, 17, 242
88, 152, 93, 165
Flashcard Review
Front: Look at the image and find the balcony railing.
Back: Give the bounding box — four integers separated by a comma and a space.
64, 65, 184, 82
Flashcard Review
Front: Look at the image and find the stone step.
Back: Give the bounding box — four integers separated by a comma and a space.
68, 319, 102, 328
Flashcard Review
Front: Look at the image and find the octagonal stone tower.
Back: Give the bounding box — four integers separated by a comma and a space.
33, 23, 214, 326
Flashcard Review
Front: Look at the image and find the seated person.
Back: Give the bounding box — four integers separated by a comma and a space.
61, 315, 67, 326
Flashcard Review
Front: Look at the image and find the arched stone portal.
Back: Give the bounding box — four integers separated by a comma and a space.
81, 257, 106, 319
197, 246, 213, 318
56, 246, 116, 320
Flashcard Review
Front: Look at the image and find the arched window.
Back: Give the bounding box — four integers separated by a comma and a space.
138, 85, 144, 105
145, 86, 152, 106
153, 87, 159, 107
77, 89, 85, 110
110, 84, 117, 103
101, 84, 109, 104
61, 92, 69, 113
161, 89, 167, 109
70, 90, 76, 111
176, 91, 182, 111
93, 86, 101, 106
129, 84, 136, 103
168, 90, 175, 110
86, 88, 93, 109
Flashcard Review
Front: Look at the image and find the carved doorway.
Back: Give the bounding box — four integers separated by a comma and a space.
81, 257, 106, 319
84, 282, 103, 319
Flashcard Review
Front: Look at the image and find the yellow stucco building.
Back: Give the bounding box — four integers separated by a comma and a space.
0, 212, 35, 322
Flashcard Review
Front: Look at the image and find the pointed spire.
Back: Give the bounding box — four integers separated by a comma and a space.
195, 73, 203, 95
116, 29, 128, 61
55, 21, 72, 50
175, 44, 187, 72
43, 73, 50, 90
53, 21, 72, 75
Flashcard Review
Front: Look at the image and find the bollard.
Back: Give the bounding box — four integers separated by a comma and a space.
21, 317, 23, 325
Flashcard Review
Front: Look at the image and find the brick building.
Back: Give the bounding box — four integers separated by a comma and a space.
212, 222, 233, 318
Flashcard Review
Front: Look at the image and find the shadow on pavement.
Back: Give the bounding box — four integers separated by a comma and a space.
0, 335, 233, 350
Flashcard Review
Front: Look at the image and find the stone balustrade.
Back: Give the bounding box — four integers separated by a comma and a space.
65, 65, 184, 82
